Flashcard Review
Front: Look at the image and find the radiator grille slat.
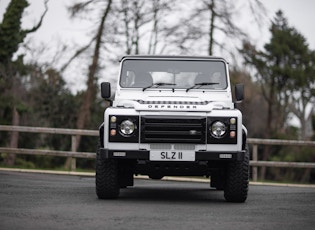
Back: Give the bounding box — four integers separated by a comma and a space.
141, 116, 206, 144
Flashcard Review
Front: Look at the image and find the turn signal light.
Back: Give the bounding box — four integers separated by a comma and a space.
110, 129, 117, 136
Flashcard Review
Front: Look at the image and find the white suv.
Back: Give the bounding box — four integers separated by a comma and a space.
96, 55, 249, 202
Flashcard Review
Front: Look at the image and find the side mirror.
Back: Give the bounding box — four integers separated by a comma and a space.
235, 83, 244, 102
101, 82, 111, 99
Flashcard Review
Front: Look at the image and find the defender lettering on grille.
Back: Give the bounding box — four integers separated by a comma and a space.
148, 104, 198, 110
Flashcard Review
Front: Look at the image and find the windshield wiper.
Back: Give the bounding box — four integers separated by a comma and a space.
143, 83, 176, 91
186, 82, 219, 92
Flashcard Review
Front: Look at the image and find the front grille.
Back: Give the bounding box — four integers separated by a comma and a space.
141, 116, 206, 143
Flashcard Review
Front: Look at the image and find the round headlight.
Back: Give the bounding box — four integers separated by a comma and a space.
211, 121, 226, 138
119, 120, 135, 135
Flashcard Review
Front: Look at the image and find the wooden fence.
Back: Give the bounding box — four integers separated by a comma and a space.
0, 125, 314, 182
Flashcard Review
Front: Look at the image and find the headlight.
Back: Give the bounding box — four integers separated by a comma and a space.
119, 120, 135, 135
210, 121, 226, 138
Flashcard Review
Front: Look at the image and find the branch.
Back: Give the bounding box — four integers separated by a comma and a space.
23, 0, 49, 34
59, 36, 96, 72
68, 0, 95, 18
248, 0, 267, 29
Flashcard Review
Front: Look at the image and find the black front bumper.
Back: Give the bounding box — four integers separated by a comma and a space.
99, 148, 245, 161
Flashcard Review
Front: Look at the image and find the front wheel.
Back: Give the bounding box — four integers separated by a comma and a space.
96, 147, 120, 199
224, 146, 249, 203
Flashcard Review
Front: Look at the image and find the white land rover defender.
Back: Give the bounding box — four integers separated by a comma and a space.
96, 55, 249, 202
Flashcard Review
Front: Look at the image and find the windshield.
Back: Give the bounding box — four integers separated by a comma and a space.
120, 59, 228, 90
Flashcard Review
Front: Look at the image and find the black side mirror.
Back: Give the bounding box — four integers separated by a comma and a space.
235, 83, 244, 102
101, 82, 111, 99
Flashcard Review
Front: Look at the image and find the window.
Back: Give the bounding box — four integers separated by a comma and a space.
120, 59, 228, 90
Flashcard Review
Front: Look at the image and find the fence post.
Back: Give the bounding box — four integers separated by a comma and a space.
71, 135, 77, 171
252, 144, 258, 182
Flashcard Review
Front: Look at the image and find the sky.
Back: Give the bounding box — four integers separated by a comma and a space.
1, 1, 315, 47
2, 0, 314, 48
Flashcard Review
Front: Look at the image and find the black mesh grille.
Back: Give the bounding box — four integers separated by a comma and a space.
141, 116, 206, 143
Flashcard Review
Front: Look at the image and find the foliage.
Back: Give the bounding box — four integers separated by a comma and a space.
241, 11, 315, 140
230, 69, 268, 138
268, 146, 314, 183
0, 0, 28, 63
0, 0, 48, 166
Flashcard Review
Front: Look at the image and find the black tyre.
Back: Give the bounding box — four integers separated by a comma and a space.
224, 145, 249, 203
96, 147, 120, 199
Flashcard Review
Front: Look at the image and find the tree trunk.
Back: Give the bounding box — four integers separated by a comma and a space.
76, 0, 112, 146
260, 78, 275, 180
148, 1, 159, 55
208, 0, 215, 56
133, 1, 140, 55
65, 0, 112, 169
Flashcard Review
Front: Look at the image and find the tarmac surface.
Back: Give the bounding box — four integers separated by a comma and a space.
0, 170, 315, 230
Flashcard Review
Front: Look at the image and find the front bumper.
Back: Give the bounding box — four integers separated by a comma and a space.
99, 148, 245, 161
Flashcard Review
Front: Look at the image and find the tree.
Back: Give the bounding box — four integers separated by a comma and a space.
0, 0, 48, 165
242, 11, 315, 138
230, 68, 268, 138
66, 0, 113, 163
241, 10, 315, 179
286, 52, 315, 140
29, 67, 78, 128
176, 0, 266, 56
116, 0, 175, 55
119, 0, 147, 54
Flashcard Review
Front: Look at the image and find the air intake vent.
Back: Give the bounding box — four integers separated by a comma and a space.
141, 116, 206, 144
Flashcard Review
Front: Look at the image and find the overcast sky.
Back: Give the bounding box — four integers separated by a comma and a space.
1, 0, 315, 48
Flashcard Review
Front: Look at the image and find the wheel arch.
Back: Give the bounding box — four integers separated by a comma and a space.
99, 122, 104, 147
242, 125, 247, 150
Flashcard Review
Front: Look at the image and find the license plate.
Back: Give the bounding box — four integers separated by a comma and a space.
150, 150, 195, 161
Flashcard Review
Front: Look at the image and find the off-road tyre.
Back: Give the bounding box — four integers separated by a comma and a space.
96, 147, 120, 199
224, 145, 249, 202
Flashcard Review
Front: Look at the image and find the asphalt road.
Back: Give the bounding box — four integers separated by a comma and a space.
0, 171, 314, 230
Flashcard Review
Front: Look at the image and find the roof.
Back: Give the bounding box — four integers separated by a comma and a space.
120, 55, 228, 63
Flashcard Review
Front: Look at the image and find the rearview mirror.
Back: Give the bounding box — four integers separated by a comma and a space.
235, 83, 244, 102
101, 82, 111, 99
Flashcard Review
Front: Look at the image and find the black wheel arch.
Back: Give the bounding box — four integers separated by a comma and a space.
99, 123, 104, 148
242, 128, 247, 150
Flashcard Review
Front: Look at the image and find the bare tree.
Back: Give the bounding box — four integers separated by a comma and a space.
118, 0, 152, 54
116, 0, 177, 55
176, 0, 266, 57
65, 0, 112, 161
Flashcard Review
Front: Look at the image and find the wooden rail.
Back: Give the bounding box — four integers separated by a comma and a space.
248, 138, 315, 181
0, 125, 314, 181
0, 125, 98, 171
